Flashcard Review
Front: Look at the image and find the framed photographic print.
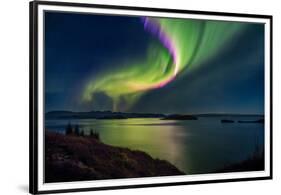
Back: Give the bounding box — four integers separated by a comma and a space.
29, 0, 273, 194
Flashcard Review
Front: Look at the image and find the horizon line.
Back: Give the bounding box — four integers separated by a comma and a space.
45, 110, 264, 116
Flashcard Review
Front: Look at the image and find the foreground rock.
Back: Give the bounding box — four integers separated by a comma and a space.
45, 132, 184, 183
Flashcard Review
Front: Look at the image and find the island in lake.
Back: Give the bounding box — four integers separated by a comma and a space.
162, 114, 198, 120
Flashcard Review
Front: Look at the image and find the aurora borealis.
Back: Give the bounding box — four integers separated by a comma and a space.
45, 12, 265, 114
82, 16, 245, 111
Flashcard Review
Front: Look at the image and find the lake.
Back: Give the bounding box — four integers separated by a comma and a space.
45, 116, 264, 174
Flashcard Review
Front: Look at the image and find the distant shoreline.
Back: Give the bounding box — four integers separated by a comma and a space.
46, 110, 264, 120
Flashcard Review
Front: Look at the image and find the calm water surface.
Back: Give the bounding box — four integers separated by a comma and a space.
45, 117, 264, 174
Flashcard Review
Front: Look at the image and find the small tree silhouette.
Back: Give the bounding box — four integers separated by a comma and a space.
90, 129, 94, 137
80, 129, 85, 137
89, 128, 100, 140
74, 124, 80, 136
65, 122, 73, 135
93, 131, 100, 140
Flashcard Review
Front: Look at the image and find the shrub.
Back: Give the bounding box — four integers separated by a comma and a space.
93, 131, 100, 140
89, 129, 100, 140
74, 125, 80, 136
65, 123, 73, 135
90, 129, 94, 137
80, 129, 85, 137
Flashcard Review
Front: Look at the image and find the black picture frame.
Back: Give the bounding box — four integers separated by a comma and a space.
30, 1, 273, 194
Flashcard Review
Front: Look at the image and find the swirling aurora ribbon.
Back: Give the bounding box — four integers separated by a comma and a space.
82, 17, 245, 111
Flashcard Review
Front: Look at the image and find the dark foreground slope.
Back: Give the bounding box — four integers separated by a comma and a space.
217, 151, 264, 173
45, 132, 184, 183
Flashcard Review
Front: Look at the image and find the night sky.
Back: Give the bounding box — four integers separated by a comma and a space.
45, 11, 264, 114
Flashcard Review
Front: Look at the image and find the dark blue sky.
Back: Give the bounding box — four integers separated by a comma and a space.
45, 12, 153, 111
45, 11, 264, 114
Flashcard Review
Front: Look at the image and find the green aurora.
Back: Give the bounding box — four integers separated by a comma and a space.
82, 17, 246, 111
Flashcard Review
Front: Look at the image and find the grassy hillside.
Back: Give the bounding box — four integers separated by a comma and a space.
45, 132, 184, 183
